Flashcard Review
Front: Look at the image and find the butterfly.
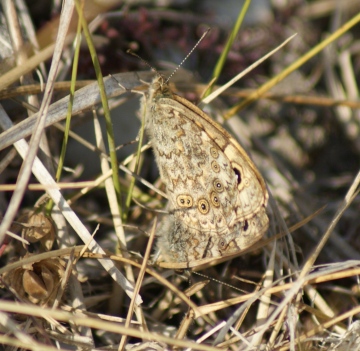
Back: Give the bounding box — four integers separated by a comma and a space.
141, 72, 269, 270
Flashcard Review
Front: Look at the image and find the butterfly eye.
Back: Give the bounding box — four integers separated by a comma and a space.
210, 192, 220, 207
211, 160, 220, 173
177, 194, 193, 208
210, 147, 219, 159
198, 198, 210, 214
213, 179, 224, 192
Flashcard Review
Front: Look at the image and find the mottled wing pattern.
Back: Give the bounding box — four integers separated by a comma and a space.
142, 76, 269, 267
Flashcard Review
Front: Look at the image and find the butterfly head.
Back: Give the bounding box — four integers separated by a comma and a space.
149, 74, 174, 101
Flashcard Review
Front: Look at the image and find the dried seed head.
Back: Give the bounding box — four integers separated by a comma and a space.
18, 210, 56, 251
2, 255, 65, 306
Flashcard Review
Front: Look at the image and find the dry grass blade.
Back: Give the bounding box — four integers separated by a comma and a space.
300, 170, 360, 278
0, 300, 220, 351
0, 72, 151, 151
202, 33, 297, 105
118, 218, 156, 349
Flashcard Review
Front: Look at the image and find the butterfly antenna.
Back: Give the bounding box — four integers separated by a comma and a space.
192, 271, 249, 293
165, 28, 210, 84
126, 49, 163, 78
